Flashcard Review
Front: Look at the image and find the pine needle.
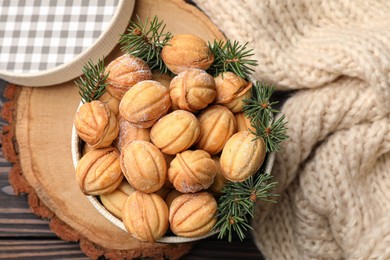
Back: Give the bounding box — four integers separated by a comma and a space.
215, 81, 288, 241
76, 58, 109, 103
208, 39, 257, 79
119, 15, 172, 73
214, 173, 278, 242
243, 82, 288, 152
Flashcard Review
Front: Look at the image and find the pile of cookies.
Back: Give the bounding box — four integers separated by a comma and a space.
73, 34, 266, 242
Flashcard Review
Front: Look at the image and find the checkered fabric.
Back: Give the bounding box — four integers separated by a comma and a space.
0, 0, 119, 73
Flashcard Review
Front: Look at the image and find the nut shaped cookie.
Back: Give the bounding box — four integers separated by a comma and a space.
123, 191, 169, 242
150, 110, 201, 155
119, 80, 171, 128
100, 180, 135, 219
152, 71, 173, 89
120, 140, 166, 193
195, 105, 236, 155
162, 153, 175, 189
165, 189, 183, 208
234, 112, 255, 132
105, 54, 152, 99
214, 72, 252, 104
76, 147, 123, 195
115, 117, 150, 151
208, 156, 228, 194
169, 192, 217, 238
220, 131, 266, 182
224, 88, 252, 113
168, 150, 216, 193
161, 34, 214, 74
169, 69, 216, 112
98, 91, 120, 116
74, 100, 119, 148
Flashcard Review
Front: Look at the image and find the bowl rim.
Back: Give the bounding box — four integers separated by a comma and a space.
71, 101, 275, 243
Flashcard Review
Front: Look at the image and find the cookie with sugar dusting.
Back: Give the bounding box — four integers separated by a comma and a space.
168, 150, 216, 193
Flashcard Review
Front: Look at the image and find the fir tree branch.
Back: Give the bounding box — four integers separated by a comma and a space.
257, 114, 289, 152
243, 83, 279, 124
215, 80, 288, 241
214, 173, 277, 242
119, 15, 172, 73
76, 58, 109, 103
243, 82, 288, 152
208, 39, 257, 79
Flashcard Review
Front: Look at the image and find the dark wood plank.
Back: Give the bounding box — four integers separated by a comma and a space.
0, 240, 88, 260
0, 148, 56, 238
182, 237, 264, 260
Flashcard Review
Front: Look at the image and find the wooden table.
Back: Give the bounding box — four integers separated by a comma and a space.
0, 79, 265, 259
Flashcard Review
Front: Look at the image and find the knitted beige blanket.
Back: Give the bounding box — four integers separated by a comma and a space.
194, 0, 390, 259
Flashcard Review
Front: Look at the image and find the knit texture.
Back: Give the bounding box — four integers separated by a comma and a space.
193, 0, 390, 259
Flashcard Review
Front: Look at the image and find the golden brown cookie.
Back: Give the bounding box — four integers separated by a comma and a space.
234, 112, 255, 132
120, 140, 166, 193
76, 147, 123, 195
195, 105, 236, 155
169, 69, 216, 112
74, 100, 119, 148
208, 156, 228, 194
105, 54, 152, 99
150, 110, 201, 155
161, 34, 214, 75
220, 131, 266, 182
100, 180, 135, 219
168, 150, 216, 193
119, 80, 171, 128
123, 191, 169, 242
98, 90, 120, 116
224, 89, 252, 113
169, 192, 217, 238
114, 116, 150, 152
214, 72, 252, 104
152, 71, 173, 89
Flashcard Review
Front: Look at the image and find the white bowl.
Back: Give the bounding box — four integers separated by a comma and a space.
71, 102, 275, 243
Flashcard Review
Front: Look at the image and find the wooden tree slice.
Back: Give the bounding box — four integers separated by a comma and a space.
3, 0, 225, 258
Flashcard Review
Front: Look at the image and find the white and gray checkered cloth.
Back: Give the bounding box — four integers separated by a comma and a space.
0, 0, 119, 73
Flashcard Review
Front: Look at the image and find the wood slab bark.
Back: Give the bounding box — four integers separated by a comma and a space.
1, 0, 224, 258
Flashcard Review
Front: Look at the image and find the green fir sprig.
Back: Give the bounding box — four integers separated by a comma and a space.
119, 15, 172, 73
215, 81, 288, 241
214, 173, 278, 242
76, 58, 109, 103
208, 40, 258, 79
244, 82, 289, 152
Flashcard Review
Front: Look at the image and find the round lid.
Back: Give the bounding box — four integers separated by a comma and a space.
0, 0, 135, 86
